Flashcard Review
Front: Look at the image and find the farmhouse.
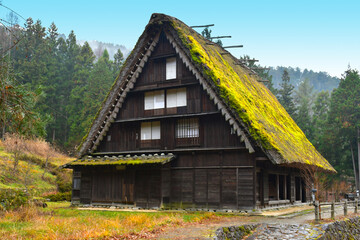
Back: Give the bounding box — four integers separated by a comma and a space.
63, 13, 335, 210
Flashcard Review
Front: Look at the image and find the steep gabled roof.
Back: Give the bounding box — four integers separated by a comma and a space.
77, 13, 335, 172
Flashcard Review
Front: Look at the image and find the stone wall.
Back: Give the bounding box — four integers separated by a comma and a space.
319, 216, 360, 240
214, 224, 259, 240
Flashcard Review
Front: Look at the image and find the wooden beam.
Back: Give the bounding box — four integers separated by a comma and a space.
190, 24, 214, 28
251, 67, 270, 70
93, 147, 247, 156
115, 111, 220, 123
171, 166, 253, 170
223, 45, 243, 49
209, 36, 231, 39
240, 58, 259, 62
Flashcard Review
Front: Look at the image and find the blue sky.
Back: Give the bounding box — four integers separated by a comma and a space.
2, 0, 359, 77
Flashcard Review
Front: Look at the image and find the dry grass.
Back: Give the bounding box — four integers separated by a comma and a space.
1, 134, 74, 167
0, 202, 225, 239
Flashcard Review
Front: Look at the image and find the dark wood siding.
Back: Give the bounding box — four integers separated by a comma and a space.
135, 168, 161, 208
91, 168, 134, 204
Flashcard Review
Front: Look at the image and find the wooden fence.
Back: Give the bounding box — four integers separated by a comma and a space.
314, 200, 359, 222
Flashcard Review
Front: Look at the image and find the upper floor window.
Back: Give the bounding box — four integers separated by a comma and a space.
144, 88, 187, 110
166, 88, 187, 108
176, 118, 199, 138
141, 121, 161, 140
144, 90, 164, 110
166, 57, 176, 80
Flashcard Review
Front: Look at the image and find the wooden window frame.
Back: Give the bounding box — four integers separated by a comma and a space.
175, 118, 200, 146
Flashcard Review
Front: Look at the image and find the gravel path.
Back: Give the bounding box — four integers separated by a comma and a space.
156, 205, 354, 239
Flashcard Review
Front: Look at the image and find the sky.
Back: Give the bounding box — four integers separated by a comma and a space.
1, 0, 359, 78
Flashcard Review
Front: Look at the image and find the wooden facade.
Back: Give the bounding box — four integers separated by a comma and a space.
64, 14, 331, 210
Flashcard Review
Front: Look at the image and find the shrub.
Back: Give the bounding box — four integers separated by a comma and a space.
0, 189, 29, 211
44, 191, 71, 202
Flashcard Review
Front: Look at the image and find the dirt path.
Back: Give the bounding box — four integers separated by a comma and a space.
154, 206, 319, 239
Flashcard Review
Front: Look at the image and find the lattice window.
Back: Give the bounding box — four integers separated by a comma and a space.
176, 118, 199, 138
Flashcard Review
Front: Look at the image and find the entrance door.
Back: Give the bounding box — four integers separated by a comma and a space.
92, 169, 134, 203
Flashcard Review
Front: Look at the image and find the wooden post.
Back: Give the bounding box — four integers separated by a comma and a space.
331, 202, 335, 219
315, 201, 320, 222
344, 200, 348, 216
355, 199, 358, 214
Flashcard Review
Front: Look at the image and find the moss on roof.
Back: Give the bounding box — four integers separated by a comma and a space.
63, 154, 175, 168
166, 15, 335, 172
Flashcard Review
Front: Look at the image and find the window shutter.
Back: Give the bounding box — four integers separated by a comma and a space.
144, 92, 154, 110
176, 88, 187, 107
141, 122, 152, 140
153, 90, 164, 109
166, 89, 177, 108
151, 121, 161, 139
166, 57, 176, 80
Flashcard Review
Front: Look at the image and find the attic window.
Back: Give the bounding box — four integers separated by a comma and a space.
144, 90, 165, 110
166, 57, 176, 80
141, 121, 161, 140
166, 88, 187, 108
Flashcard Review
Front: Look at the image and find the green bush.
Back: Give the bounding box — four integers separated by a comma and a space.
0, 189, 29, 211
56, 175, 72, 193
46, 191, 71, 202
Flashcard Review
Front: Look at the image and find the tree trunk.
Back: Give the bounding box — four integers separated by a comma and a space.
351, 144, 358, 191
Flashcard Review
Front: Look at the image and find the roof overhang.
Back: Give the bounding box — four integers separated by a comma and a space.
62, 153, 175, 168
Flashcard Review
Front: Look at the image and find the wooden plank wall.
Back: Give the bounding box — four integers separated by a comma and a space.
135, 168, 161, 208
167, 151, 255, 209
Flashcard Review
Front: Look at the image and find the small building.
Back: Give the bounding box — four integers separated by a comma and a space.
63, 13, 335, 210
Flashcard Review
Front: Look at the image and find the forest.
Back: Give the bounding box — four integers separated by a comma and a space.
1, 18, 360, 188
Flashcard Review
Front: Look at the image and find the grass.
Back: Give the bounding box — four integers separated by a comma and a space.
0, 138, 73, 194
0, 202, 229, 239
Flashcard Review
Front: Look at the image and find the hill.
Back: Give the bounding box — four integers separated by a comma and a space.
77, 39, 130, 60
269, 66, 340, 93
0, 136, 73, 195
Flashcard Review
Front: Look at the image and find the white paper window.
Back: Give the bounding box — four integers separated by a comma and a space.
153, 90, 164, 109
141, 122, 152, 140
144, 90, 164, 110
141, 121, 161, 140
176, 118, 199, 138
144, 92, 154, 110
151, 121, 161, 139
166, 88, 187, 108
166, 57, 176, 80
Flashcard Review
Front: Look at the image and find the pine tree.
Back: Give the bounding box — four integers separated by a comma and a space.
327, 68, 360, 185
294, 78, 314, 138
278, 69, 296, 117
67, 42, 95, 146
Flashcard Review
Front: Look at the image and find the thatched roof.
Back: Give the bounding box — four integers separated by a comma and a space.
76, 13, 335, 172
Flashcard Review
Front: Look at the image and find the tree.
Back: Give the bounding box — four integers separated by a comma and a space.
327, 68, 360, 189
239, 55, 276, 94
113, 48, 124, 78
201, 27, 222, 46
0, 58, 46, 138
67, 41, 95, 146
294, 78, 314, 138
278, 69, 296, 117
